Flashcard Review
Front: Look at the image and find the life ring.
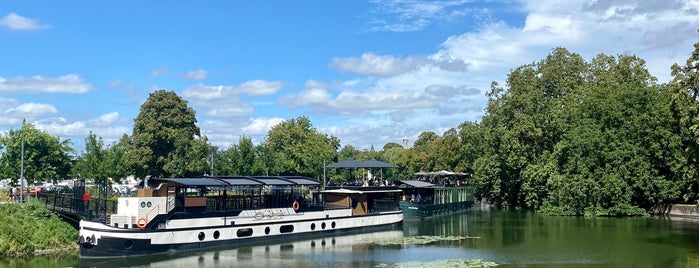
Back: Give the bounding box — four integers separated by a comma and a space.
292, 201, 300, 211
136, 217, 147, 229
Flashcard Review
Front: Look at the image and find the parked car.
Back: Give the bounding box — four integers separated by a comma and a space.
46, 185, 71, 192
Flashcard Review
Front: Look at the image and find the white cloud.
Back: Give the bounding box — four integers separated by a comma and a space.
330, 52, 421, 76
33, 113, 130, 144
9, 103, 58, 117
183, 80, 283, 119
242, 117, 285, 136
183, 80, 284, 100
206, 105, 254, 117
367, 0, 471, 32
0, 74, 92, 93
0, 13, 51, 31
0, 99, 58, 126
183, 69, 208, 80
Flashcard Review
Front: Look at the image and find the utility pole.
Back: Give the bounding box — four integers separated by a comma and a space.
20, 140, 24, 203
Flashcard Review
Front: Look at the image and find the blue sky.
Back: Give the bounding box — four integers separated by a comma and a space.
1, 1, 698, 153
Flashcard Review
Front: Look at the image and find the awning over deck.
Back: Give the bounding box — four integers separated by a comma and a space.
153, 175, 321, 187
399, 180, 435, 188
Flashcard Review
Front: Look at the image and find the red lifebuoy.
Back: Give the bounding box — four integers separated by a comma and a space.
136, 217, 147, 229
292, 201, 300, 211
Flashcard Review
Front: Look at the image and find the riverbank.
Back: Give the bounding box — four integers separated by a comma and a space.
0, 201, 78, 257
653, 204, 699, 218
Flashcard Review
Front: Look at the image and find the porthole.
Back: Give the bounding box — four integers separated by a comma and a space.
321, 222, 326, 229
237, 228, 253, 237
147, 201, 152, 207
265, 226, 271, 235
124, 240, 134, 249
279, 225, 294, 233
213, 230, 220, 239
140, 202, 146, 208
331, 221, 336, 229
198, 232, 205, 241
311, 223, 316, 230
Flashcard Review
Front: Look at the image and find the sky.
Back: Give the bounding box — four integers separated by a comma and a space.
1, 0, 698, 154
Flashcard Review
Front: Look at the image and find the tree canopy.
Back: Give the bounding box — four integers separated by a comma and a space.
128, 89, 211, 178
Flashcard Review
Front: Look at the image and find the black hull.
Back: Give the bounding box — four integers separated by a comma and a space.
79, 221, 402, 258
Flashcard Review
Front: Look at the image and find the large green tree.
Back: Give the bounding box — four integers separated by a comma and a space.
260, 116, 339, 177
0, 123, 73, 184
472, 47, 687, 215
128, 90, 211, 178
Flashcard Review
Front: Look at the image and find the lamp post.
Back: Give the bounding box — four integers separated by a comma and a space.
20, 139, 25, 203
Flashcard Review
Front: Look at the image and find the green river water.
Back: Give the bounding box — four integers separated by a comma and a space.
3, 210, 698, 267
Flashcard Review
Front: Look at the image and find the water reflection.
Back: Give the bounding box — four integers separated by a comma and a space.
79, 230, 405, 268
3, 211, 699, 267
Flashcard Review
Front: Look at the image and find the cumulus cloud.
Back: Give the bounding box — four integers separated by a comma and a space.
33, 113, 130, 143
330, 52, 470, 76
183, 80, 284, 100
330, 52, 421, 76
0, 13, 51, 31
242, 117, 285, 135
0, 74, 92, 93
0, 98, 58, 126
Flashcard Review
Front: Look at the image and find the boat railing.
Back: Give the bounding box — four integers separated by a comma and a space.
166, 196, 176, 213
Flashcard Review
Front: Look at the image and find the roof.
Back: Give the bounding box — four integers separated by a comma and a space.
154, 175, 321, 187
321, 188, 403, 194
326, 158, 398, 168
399, 180, 435, 188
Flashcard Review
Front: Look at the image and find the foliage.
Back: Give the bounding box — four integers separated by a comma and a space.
0, 122, 74, 184
260, 116, 339, 177
0, 201, 78, 256
128, 90, 212, 178
470, 46, 691, 215
215, 136, 263, 176
74, 132, 130, 184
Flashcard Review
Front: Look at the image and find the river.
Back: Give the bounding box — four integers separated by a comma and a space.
4, 210, 699, 267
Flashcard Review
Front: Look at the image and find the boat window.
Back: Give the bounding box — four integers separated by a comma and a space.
213, 231, 220, 239
237, 228, 253, 237
321, 222, 326, 229
331, 221, 336, 229
280, 225, 294, 233
265, 227, 271, 235
198, 232, 205, 241
311, 223, 316, 230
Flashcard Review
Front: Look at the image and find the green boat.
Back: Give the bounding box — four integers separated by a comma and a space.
397, 175, 474, 219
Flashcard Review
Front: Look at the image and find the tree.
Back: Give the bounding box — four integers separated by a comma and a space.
75, 132, 131, 185
260, 116, 339, 177
670, 37, 699, 203
216, 136, 259, 176
129, 90, 209, 178
0, 122, 73, 184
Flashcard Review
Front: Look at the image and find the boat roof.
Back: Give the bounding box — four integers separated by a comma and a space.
320, 187, 403, 194
399, 180, 436, 188
155, 175, 321, 187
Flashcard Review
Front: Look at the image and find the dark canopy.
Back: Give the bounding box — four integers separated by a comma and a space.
326, 158, 398, 168
362, 158, 398, 168
326, 158, 365, 168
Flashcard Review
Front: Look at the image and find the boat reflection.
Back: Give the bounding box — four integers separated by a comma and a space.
80, 229, 404, 268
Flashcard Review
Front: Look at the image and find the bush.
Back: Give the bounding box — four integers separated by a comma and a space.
0, 201, 78, 256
